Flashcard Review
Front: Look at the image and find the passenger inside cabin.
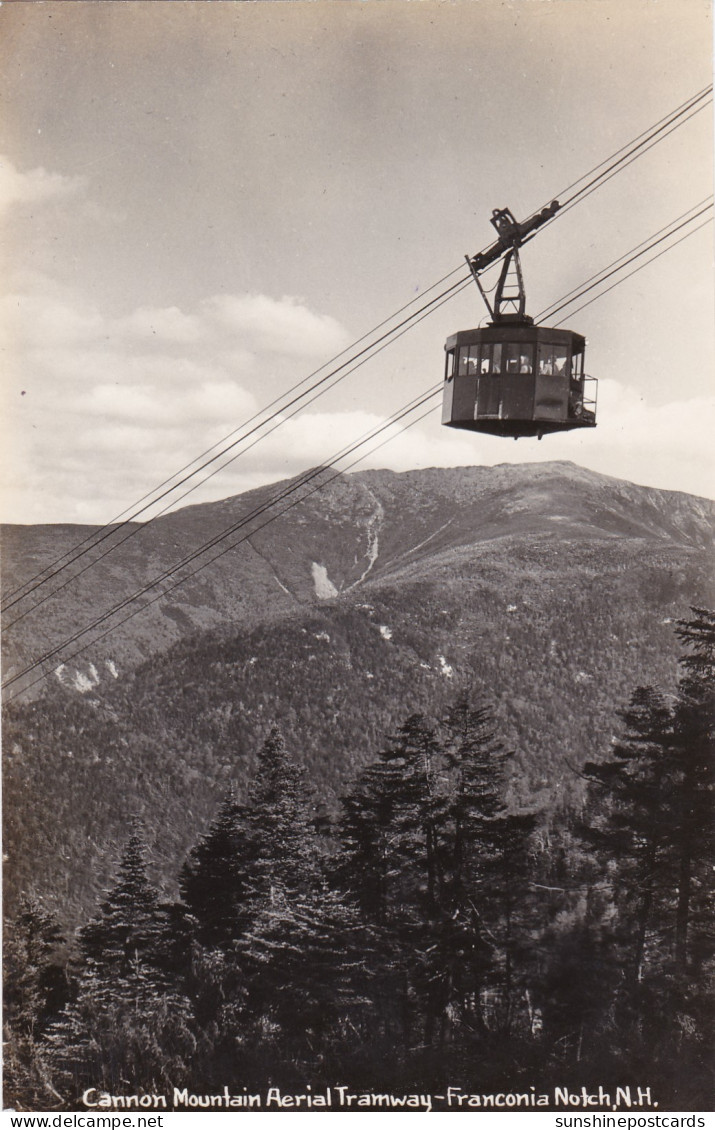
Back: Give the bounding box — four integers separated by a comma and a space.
568, 377, 594, 421
568, 384, 584, 418
538, 350, 553, 375
554, 351, 568, 375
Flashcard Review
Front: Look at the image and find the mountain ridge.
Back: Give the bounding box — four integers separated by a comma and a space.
2, 461, 713, 700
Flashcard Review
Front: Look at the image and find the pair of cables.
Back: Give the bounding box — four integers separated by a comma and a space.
536, 196, 714, 326
522, 83, 712, 247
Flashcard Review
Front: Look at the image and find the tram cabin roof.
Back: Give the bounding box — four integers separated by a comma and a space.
445, 324, 586, 351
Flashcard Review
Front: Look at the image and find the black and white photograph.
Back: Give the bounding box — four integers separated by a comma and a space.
1, 0, 713, 1118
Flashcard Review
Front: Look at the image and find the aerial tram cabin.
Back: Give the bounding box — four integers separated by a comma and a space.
443, 204, 597, 439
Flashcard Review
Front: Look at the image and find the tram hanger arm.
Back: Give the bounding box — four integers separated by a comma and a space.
468, 200, 561, 274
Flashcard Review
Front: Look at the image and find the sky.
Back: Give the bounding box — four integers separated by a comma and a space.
1, 0, 713, 525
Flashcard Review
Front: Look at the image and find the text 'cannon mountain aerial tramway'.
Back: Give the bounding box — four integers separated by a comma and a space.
442, 202, 598, 440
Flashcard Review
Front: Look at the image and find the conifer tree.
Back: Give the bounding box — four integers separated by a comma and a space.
45, 831, 196, 1103
579, 607, 715, 1072
336, 714, 447, 922
335, 715, 463, 1048
444, 698, 512, 902
442, 696, 535, 1035
45, 962, 196, 1101
178, 729, 329, 1067
583, 611, 714, 982
179, 789, 253, 948
582, 685, 674, 987
236, 880, 375, 1052
3, 899, 68, 1110
79, 829, 166, 975
336, 745, 407, 924
670, 608, 715, 974
243, 727, 321, 900
5, 898, 67, 1040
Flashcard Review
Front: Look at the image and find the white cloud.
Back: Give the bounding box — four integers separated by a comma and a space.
575, 379, 715, 498
204, 293, 351, 357
75, 379, 255, 431
1, 293, 104, 347
0, 281, 354, 522
0, 155, 87, 214
117, 305, 204, 345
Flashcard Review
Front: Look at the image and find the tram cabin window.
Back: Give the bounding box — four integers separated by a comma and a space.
538, 344, 553, 375
503, 343, 521, 373
538, 343, 571, 377
458, 345, 480, 375
554, 347, 568, 375
496, 343, 534, 374
445, 349, 456, 381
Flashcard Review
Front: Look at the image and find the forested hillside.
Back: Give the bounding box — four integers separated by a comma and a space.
3, 463, 713, 925
4, 611, 714, 1112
